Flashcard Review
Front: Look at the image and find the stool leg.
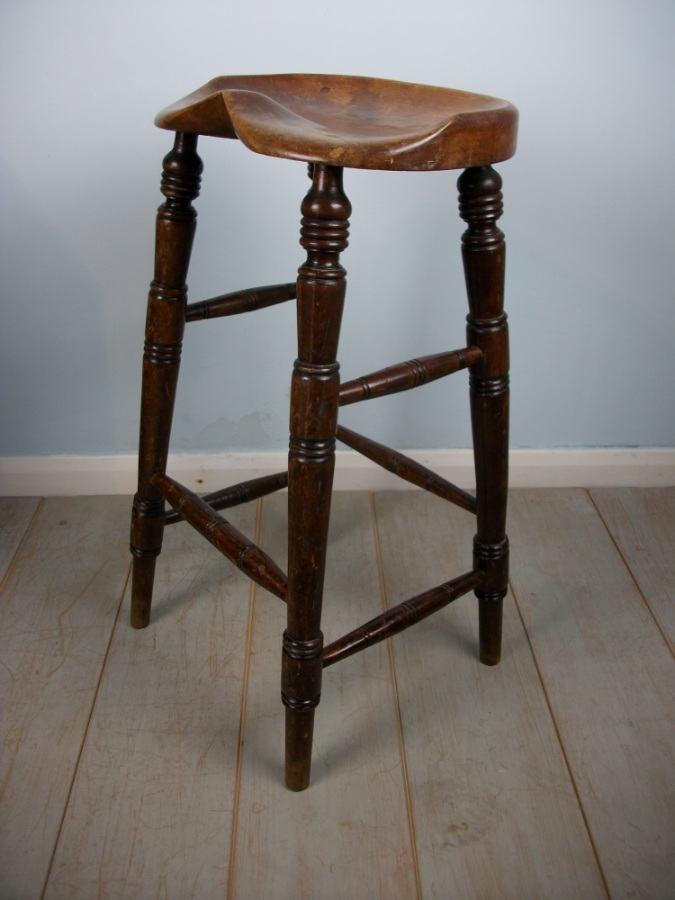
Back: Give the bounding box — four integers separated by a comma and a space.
130, 133, 203, 628
282, 165, 351, 790
458, 166, 509, 666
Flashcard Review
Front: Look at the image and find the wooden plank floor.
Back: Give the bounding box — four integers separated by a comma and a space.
0, 488, 673, 899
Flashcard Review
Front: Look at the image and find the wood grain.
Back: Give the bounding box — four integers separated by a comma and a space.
374, 490, 606, 898
337, 424, 476, 513
338, 347, 481, 407
459, 164, 510, 666
129, 131, 202, 629
230, 493, 419, 898
155, 472, 288, 600
43, 503, 257, 899
322, 569, 483, 668
590, 486, 675, 651
0, 497, 131, 900
0, 496, 41, 581
155, 74, 518, 172
185, 281, 296, 321
283, 163, 351, 790
507, 488, 675, 899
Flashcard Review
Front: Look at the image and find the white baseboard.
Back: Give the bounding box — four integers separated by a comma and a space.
0, 448, 673, 496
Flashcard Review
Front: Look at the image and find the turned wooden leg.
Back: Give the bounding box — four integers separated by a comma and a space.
282, 165, 351, 790
458, 166, 509, 666
130, 133, 203, 628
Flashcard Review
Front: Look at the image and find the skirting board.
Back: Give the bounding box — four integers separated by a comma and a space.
0, 449, 673, 496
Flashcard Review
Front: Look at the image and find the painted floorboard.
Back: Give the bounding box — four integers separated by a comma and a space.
0, 497, 131, 900
43, 504, 257, 899
374, 491, 607, 899
508, 489, 675, 900
2, 490, 672, 899
0, 497, 41, 581
590, 486, 675, 652
229, 493, 419, 900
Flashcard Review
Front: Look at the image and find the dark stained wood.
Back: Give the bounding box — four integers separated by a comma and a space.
130, 132, 203, 629
130, 75, 518, 791
282, 164, 351, 791
186, 282, 296, 322
164, 470, 288, 524
322, 570, 484, 668
155, 74, 517, 172
339, 346, 481, 407
458, 165, 510, 665
153, 472, 288, 601
337, 424, 477, 514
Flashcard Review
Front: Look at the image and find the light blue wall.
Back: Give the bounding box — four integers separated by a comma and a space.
1, 0, 674, 456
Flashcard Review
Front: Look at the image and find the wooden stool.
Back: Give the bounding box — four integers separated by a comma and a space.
130, 74, 518, 791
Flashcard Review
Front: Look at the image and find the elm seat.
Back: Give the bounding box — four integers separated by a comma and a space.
131, 73, 518, 792
154, 73, 518, 171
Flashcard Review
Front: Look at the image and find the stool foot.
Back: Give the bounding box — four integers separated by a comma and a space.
130, 556, 158, 629
478, 594, 504, 666
282, 631, 323, 791
284, 708, 316, 792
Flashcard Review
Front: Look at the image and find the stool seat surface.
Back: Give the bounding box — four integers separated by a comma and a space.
155, 74, 517, 171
